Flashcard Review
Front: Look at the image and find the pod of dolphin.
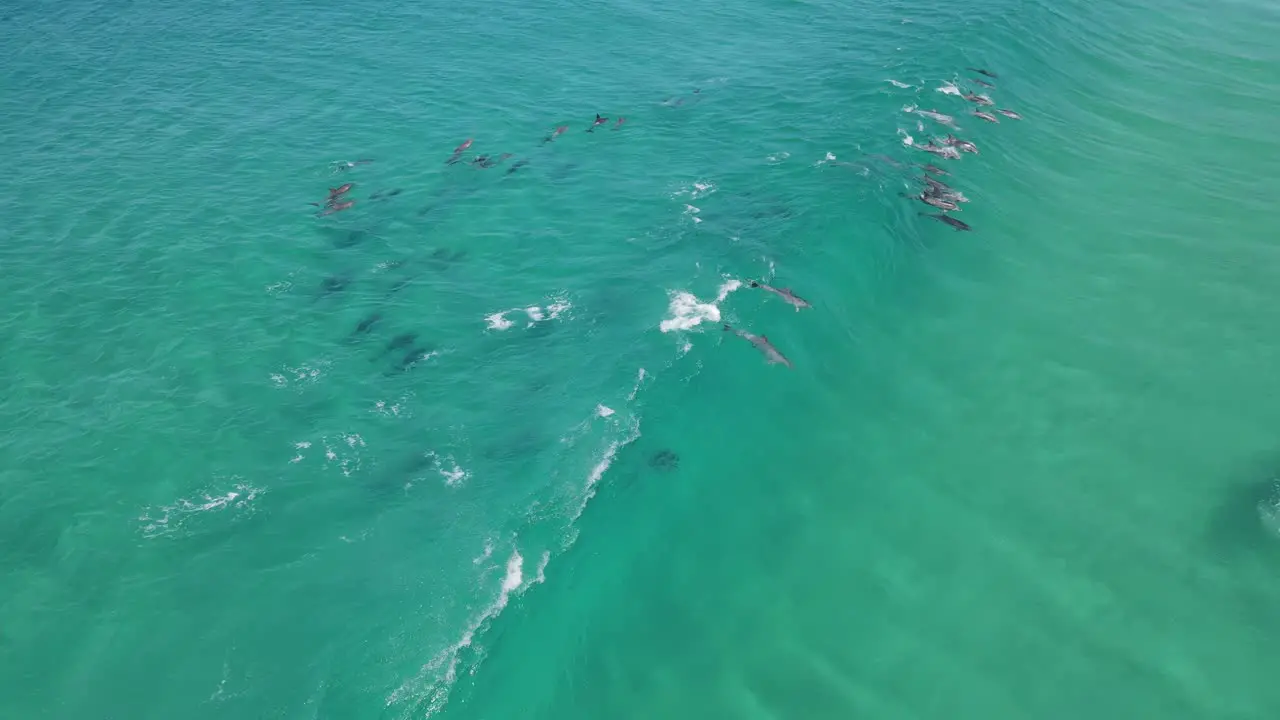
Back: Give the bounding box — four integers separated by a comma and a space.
303, 73, 1021, 372
895, 67, 1022, 232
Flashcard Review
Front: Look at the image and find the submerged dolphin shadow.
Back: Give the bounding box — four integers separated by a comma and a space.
1204, 453, 1280, 560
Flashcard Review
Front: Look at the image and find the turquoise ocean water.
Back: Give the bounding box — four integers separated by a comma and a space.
4, 0, 1280, 717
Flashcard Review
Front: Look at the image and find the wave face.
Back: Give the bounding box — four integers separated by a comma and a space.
3, 0, 1280, 718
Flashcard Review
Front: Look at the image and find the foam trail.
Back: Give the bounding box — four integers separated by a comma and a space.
387, 548, 526, 717
627, 368, 647, 401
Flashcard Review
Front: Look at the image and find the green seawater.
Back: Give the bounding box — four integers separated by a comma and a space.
3, 0, 1280, 717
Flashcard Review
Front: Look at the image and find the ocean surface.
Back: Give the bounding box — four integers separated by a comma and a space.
4, 0, 1280, 717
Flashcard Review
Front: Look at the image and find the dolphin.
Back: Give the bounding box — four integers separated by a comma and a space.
869, 154, 903, 168
920, 212, 972, 231
318, 200, 354, 216
929, 188, 970, 204
922, 177, 970, 203
970, 77, 995, 88
963, 92, 994, 106
917, 143, 961, 159
944, 135, 979, 154
723, 324, 793, 368
586, 114, 609, 132
997, 108, 1023, 120
350, 312, 382, 338
308, 183, 355, 209
376, 332, 418, 360
446, 139, 473, 165
973, 110, 999, 123
320, 275, 349, 295
396, 346, 435, 372
749, 280, 811, 311
921, 175, 949, 191
612, 117, 626, 129
472, 153, 513, 169
967, 67, 999, 79
542, 125, 569, 144
506, 159, 530, 175
904, 104, 956, 127
903, 192, 959, 212
920, 163, 950, 176
333, 159, 374, 173
369, 188, 403, 201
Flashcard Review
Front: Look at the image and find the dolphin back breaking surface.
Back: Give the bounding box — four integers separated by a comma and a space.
723, 324, 794, 368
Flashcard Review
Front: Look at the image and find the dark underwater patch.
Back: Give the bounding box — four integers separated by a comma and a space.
649, 449, 679, 472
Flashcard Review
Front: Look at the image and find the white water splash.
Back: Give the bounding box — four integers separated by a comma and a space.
485, 295, 572, 331
659, 278, 741, 333
485, 312, 514, 331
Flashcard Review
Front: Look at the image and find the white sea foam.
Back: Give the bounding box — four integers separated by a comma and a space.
372, 393, 414, 418
659, 292, 719, 332
659, 278, 742, 333
766, 151, 789, 164
533, 550, 550, 586
628, 368, 647, 401
485, 312, 514, 331
138, 481, 263, 538
936, 81, 962, 96
485, 295, 572, 331
473, 538, 495, 565
387, 547, 529, 717
574, 415, 642, 521
270, 358, 331, 388
671, 180, 718, 200
389, 375, 647, 718
421, 451, 469, 487
886, 78, 912, 88
289, 433, 365, 475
